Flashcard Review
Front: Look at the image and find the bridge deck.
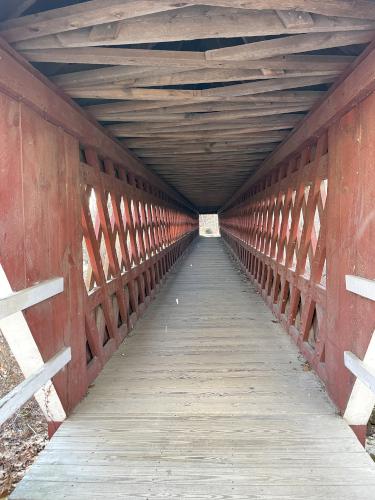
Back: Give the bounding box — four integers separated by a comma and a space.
12, 238, 375, 499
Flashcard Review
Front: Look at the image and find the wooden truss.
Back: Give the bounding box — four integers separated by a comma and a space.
1, 0, 374, 209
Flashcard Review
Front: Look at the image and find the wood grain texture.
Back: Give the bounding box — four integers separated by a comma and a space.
11, 238, 375, 499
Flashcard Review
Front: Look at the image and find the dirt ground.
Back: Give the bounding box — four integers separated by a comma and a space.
0, 332, 48, 498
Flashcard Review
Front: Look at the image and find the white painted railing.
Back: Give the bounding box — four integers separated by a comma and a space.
0, 269, 70, 426
0, 277, 64, 320
344, 275, 375, 426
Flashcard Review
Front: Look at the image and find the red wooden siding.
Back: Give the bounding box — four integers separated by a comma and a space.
220, 89, 375, 416
0, 57, 198, 416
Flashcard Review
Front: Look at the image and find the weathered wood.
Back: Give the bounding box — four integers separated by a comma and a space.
62, 69, 339, 90
12, 7, 375, 49
344, 351, 375, 396
0, 0, 194, 43
11, 238, 375, 499
276, 9, 314, 29
85, 91, 324, 115
0, 277, 63, 320
23, 48, 355, 72
344, 333, 375, 426
0, 41, 191, 209
346, 275, 375, 302
0, 348, 71, 426
206, 31, 375, 61
222, 41, 375, 211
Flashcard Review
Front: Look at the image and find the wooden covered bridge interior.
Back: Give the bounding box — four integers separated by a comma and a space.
1, 1, 375, 498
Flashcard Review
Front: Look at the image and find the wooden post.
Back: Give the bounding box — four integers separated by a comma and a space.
326, 92, 375, 429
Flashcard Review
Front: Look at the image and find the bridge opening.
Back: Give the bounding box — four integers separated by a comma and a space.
1, 1, 375, 498
199, 214, 220, 237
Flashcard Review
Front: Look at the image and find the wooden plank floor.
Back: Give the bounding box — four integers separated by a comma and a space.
12, 238, 375, 499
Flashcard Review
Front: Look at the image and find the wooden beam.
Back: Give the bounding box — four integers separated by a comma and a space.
86, 91, 324, 115
133, 144, 277, 155
2, 0, 375, 44
114, 69, 339, 88
206, 31, 375, 61
346, 275, 375, 302
203, 75, 335, 98
123, 132, 288, 147
0, 277, 63, 320
21, 47, 207, 68
52, 65, 190, 88
344, 351, 375, 397
0, 265, 67, 423
108, 114, 303, 136
0, 348, 71, 426
66, 76, 334, 101
276, 10, 314, 29
92, 104, 312, 122
95, 105, 310, 124
22, 48, 355, 72
344, 333, 375, 426
0, 0, 194, 43
0, 40, 191, 209
12, 7, 375, 49
221, 40, 375, 210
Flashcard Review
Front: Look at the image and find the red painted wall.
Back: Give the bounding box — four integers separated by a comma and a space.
0, 93, 87, 412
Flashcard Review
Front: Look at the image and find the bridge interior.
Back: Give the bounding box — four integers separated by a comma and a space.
1, 1, 375, 499
11, 238, 375, 499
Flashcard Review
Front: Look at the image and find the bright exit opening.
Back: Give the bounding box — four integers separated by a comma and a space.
199, 214, 220, 237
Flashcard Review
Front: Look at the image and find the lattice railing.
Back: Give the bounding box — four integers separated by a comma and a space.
220, 134, 328, 381
80, 147, 198, 383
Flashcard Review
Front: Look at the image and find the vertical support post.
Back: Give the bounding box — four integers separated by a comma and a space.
326, 94, 375, 437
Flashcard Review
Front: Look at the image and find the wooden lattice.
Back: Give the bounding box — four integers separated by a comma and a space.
220, 134, 328, 380
80, 147, 198, 383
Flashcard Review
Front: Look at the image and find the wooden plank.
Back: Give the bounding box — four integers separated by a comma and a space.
221, 40, 375, 211
202, 75, 335, 97
0, 277, 63, 320
344, 333, 375, 425
11, 238, 375, 499
85, 91, 324, 115
66, 76, 335, 101
123, 135, 288, 149
0, 41, 191, 209
344, 351, 375, 395
0, 265, 67, 423
0, 0, 194, 43
23, 49, 355, 72
206, 31, 375, 61
111, 69, 339, 88
0, 347, 71, 426
276, 10, 314, 29
346, 275, 375, 302
97, 105, 311, 124
3, 0, 375, 42
12, 8, 375, 49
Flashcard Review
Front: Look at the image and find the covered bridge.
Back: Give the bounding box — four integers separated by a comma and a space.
1, 1, 375, 498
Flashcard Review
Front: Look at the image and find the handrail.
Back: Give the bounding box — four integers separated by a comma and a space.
344, 351, 375, 395
0, 347, 71, 425
0, 277, 63, 320
0, 272, 69, 426
343, 274, 375, 426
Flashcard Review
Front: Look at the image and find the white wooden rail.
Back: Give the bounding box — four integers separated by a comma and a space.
344, 274, 375, 426
0, 277, 64, 320
345, 274, 375, 302
0, 347, 71, 426
0, 265, 69, 426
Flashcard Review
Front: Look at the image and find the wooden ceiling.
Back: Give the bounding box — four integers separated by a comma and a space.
1, 1, 374, 211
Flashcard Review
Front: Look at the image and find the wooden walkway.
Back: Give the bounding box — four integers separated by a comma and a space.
12, 238, 375, 499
